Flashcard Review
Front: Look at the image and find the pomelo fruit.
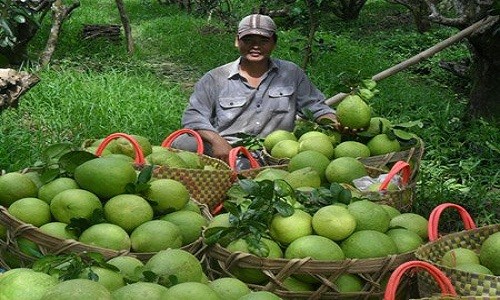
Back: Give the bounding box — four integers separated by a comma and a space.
112, 281, 169, 300
348, 200, 391, 232
103, 194, 154, 232
0, 172, 38, 207
336, 95, 371, 129
176, 150, 203, 169
253, 168, 290, 182
389, 213, 428, 240
38, 177, 79, 204
281, 277, 314, 291
270, 139, 300, 159
334, 273, 364, 292
386, 228, 424, 253
380, 204, 401, 219
8, 197, 51, 227
163, 282, 220, 300
455, 263, 493, 275
441, 247, 480, 268
297, 130, 331, 143
325, 157, 368, 184
298, 135, 334, 159
285, 235, 345, 261
284, 167, 321, 189
239, 291, 282, 299
207, 277, 252, 300
264, 129, 297, 152
312, 205, 357, 241
79, 266, 125, 291
287, 150, 330, 183
160, 210, 208, 245
207, 212, 230, 228
180, 199, 202, 214
39, 222, 78, 240
111, 281, 168, 300
106, 256, 144, 279
130, 219, 182, 252
333, 141, 370, 159
341, 230, 398, 259
365, 117, 392, 135
0, 268, 58, 300
144, 179, 190, 214
79, 223, 131, 251
143, 248, 204, 286
40, 278, 112, 300
74, 157, 137, 199
146, 148, 188, 168
50, 189, 102, 224
479, 232, 500, 275
269, 209, 312, 245
114, 134, 153, 158
367, 134, 401, 156
24, 171, 44, 189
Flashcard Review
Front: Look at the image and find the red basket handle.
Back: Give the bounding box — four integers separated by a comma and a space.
95, 132, 145, 165
161, 128, 204, 154
384, 261, 457, 300
428, 203, 476, 241
228, 146, 261, 170
378, 160, 411, 191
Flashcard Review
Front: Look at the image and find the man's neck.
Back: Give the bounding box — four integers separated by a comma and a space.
239, 58, 271, 87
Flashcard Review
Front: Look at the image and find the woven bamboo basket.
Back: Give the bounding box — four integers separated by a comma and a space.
415, 203, 500, 297
206, 243, 415, 299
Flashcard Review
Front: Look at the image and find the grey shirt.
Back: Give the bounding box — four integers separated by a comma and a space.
181, 57, 334, 144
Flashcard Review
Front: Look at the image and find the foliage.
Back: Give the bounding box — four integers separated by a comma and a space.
0, 0, 41, 47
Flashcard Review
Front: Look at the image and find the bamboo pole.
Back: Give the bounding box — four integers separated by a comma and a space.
325, 15, 498, 106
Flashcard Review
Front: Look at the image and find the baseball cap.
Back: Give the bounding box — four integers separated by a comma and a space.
237, 14, 277, 39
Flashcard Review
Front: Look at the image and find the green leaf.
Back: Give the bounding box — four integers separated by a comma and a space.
392, 129, 414, 141
137, 165, 154, 184
338, 189, 352, 204
42, 143, 74, 161
274, 200, 294, 217
59, 150, 97, 174
246, 235, 269, 257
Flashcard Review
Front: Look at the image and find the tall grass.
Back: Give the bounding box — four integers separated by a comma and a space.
1, 0, 498, 226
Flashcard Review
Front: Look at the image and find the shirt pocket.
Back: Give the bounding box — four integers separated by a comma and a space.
218, 96, 248, 123
268, 86, 294, 112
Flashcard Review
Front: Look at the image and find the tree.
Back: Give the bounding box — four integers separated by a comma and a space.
386, 0, 432, 32
423, 0, 499, 121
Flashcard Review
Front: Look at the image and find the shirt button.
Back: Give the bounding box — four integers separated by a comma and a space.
257, 105, 261, 108
230, 102, 234, 105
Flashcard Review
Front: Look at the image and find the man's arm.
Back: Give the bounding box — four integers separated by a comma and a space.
197, 129, 232, 163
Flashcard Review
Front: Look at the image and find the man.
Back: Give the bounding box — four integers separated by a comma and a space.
173, 14, 337, 163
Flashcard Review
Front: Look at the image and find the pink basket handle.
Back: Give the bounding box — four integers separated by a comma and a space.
384, 261, 457, 300
428, 203, 476, 241
161, 128, 204, 154
95, 132, 145, 165
228, 146, 261, 170
378, 160, 411, 191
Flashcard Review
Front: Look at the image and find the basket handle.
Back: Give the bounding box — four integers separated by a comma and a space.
378, 160, 411, 191
428, 203, 476, 241
161, 128, 204, 154
384, 260, 457, 300
228, 146, 261, 170
95, 132, 145, 165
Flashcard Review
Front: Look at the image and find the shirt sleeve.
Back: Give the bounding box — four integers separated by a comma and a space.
294, 67, 335, 120
181, 73, 218, 132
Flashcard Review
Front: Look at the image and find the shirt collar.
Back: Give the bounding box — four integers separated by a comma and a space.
227, 57, 279, 79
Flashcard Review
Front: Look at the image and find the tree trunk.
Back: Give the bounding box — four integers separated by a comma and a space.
466, 22, 500, 121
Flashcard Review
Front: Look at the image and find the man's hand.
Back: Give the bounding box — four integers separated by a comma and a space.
197, 129, 233, 163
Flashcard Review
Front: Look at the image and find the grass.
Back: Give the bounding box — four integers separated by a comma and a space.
1, 0, 499, 227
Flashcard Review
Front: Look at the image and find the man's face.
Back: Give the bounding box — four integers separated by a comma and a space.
235, 34, 276, 63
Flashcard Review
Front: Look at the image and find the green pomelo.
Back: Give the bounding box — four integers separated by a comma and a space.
39, 222, 78, 240
455, 263, 494, 275
24, 171, 44, 189
341, 230, 398, 259
0, 269, 58, 300
163, 282, 220, 300
365, 117, 392, 135
298, 136, 334, 159
334, 274, 365, 292
441, 247, 479, 268
38, 177, 79, 204
180, 199, 202, 214
112, 282, 169, 300
336, 95, 371, 129
74, 157, 137, 199
297, 131, 331, 143
8, 197, 51, 227
288, 150, 330, 183
284, 167, 321, 189
79, 266, 125, 292
312, 205, 357, 241
348, 200, 391, 232
40, 279, 112, 300
104, 194, 154, 233
146, 149, 188, 168
114, 134, 153, 158
0, 172, 38, 207
207, 213, 230, 228
253, 168, 290, 182
389, 213, 428, 240
161, 210, 208, 245
207, 277, 252, 300
480, 232, 500, 275
144, 179, 190, 214
264, 129, 297, 152
106, 256, 144, 279
333, 141, 371, 159
50, 189, 102, 224
130, 220, 182, 252
285, 235, 345, 261
176, 150, 203, 169
270, 139, 300, 159
325, 157, 368, 184
386, 228, 424, 253
380, 204, 401, 219
239, 291, 282, 300
92, 138, 119, 153
367, 134, 401, 156
281, 277, 314, 291
144, 248, 204, 286
79, 223, 131, 251
269, 209, 312, 245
